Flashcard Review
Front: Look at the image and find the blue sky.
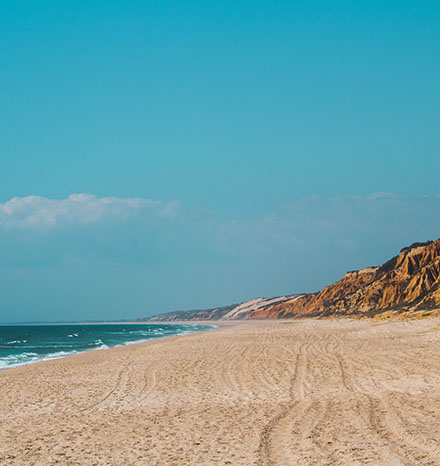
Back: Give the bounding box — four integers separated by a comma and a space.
0, 1, 439, 322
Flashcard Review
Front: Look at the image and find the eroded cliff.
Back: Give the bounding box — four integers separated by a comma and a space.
250, 239, 440, 319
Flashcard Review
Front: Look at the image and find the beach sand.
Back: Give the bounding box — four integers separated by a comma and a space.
1, 318, 440, 465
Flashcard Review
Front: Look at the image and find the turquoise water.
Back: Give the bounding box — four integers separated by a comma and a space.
0, 323, 214, 369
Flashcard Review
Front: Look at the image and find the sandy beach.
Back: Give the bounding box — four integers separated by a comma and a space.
1, 318, 440, 465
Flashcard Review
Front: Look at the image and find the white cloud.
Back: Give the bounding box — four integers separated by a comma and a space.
217, 194, 440, 256
1, 193, 439, 266
0, 194, 176, 229
367, 192, 399, 200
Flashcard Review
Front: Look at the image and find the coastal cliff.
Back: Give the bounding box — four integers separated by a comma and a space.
251, 239, 440, 318
146, 238, 440, 321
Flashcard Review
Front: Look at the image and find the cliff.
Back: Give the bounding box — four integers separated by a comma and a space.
250, 239, 440, 319
145, 238, 440, 321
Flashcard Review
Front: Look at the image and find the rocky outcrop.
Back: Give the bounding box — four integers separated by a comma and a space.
250, 239, 440, 319
146, 238, 440, 321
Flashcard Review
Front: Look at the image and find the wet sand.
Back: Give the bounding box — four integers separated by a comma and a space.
1, 318, 440, 465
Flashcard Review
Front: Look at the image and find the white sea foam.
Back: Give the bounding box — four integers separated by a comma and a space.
45, 350, 79, 359
95, 344, 110, 350
0, 347, 114, 369
0, 352, 40, 369
124, 338, 153, 346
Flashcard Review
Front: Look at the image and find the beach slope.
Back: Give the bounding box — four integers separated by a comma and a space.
1, 319, 440, 465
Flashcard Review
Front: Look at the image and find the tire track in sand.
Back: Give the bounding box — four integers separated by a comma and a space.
336, 353, 408, 465
257, 340, 309, 465
79, 357, 134, 413
222, 344, 254, 401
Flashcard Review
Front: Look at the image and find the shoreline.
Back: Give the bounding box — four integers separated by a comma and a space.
1, 314, 435, 372
0, 321, 221, 371
1, 317, 439, 464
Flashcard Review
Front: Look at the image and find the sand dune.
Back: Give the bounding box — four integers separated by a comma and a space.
1, 319, 440, 465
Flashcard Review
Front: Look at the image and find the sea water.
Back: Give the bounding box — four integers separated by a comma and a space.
0, 323, 214, 369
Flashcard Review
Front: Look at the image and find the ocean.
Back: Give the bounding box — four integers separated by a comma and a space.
0, 323, 214, 369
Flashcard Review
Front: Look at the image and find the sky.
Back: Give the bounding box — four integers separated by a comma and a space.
0, 1, 439, 322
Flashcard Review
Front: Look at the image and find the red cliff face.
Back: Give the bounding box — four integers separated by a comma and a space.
248, 239, 440, 319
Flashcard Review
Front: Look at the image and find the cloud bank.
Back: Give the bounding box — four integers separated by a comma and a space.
217, 193, 440, 257
1, 193, 439, 261
0, 194, 178, 229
